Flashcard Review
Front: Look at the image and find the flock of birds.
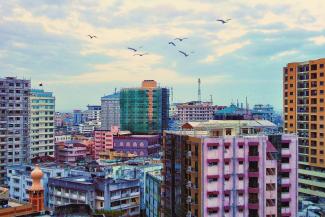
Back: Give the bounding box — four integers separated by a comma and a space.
87, 18, 231, 58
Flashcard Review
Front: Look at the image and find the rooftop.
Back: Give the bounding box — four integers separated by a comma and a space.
101, 92, 120, 100
183, 119, 276, 129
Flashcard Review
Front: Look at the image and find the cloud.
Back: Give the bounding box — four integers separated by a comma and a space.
270, 49, 300, 60
48, 55, 231, 86
309, 36, 325, 45
2, 0, 325, 111
201, 40, 251, 63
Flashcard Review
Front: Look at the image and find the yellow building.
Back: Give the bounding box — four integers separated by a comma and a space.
284, 58, 325, 199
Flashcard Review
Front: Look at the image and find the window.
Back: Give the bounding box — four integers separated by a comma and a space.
311, 64, 317, 71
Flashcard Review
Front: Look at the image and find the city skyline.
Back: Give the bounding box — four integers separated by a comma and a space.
2, 1, 325, 111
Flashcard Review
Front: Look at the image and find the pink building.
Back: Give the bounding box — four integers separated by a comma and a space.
55, 141, 88, 165
163, 120, 298, 217
93, 126, 120, 159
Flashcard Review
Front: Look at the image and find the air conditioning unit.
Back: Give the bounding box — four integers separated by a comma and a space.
186, 151, 191, 158
186, 166, 192, 173
186, 211, 192, 217
186, 181, 192, 188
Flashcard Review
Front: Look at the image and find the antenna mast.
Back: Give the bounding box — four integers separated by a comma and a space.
198, 78, 201, 102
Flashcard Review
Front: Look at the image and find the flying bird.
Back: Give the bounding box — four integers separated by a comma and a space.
128, 47, 137, 52
216, 19, 231, 24
134, 53, 148, 56
174, 37, 188, 42
168, 41, 176, 46
88, 34, 97, 39
178, 50, 189, 57
39, 83, 43, 87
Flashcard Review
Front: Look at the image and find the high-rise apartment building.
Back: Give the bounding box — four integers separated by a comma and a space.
173, 101, 219, 123
145, 171, 163, 217
83, 105, 101, 122
101, 92, 120, 130
120, 80, 169, 134
30, 89, 55, 159
0, 77, 30, 184
283, 58, 325, 199
163, 120, 298, 217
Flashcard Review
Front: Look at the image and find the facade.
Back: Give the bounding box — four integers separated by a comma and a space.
120, 80, 169, 134
30, 89, 55, 159
214, 104, 252, 120
111, 164, 163, 213
83, 105, 101, 122
93, 129, 116, 159
252, 104, 283, 127
0, 77, 30, 184
113, 135, 160, 157
55, 134, 72, 143
145, 171, 162, 217
6, 164, 68, 208
283, 58, 325, 200
163, 120, 298, 217
48, 176, 141, 216
101, 92, 120, 130
73, 109, 83, 126
78, 120, 100, 135
55, 141, 88, 165
173, 101, 220, 123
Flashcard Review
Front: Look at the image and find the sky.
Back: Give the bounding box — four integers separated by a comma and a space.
1, 0, 325, 112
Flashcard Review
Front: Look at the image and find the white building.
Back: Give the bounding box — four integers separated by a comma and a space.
55, 134, 72, 143
83, 105, 101, 122
172, 101, 219, 123
30, 89, 55, 159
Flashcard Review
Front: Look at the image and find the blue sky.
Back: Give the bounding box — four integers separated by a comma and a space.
1, 0, 325, 111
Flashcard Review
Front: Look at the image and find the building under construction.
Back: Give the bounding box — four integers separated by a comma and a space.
120, 80, 169, 134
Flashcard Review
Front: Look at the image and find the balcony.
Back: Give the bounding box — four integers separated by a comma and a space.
281, 207, 291, 215
282, 178, 290, 185
238, 196, 244, 206
186, 196, 192, 204
224, 149, 232, 159
237, 181, 244, 189
224, 181, 232, 191
281, 163, 291, 171
237, 149, 244, 158
248, 203, 259, 209
281, 192, 290, 199
237, 164, 244, 174
224, 165, 231, 174
281, 149, 291, 157
111, 194, 121, 200
207, 165, 219, 175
